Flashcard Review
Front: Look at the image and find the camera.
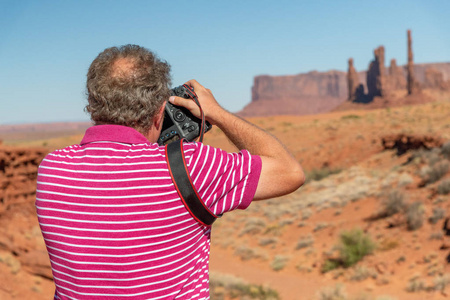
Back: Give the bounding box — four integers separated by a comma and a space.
157, 85, 212, 145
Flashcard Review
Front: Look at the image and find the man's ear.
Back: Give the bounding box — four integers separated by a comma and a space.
154, 102, 166, 131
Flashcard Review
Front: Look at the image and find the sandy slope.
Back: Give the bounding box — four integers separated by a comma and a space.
1, 96, 450, 300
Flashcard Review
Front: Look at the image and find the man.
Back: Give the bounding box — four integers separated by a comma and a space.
36, 44, 304, 299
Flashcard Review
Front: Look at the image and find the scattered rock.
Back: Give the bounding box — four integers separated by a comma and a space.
375, 262, 387, 274
21, 250, 53, 280
0, 251, 21, 274
381, 134, 443, 155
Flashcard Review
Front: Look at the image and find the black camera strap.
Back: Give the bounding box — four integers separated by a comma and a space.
165, 139, 217, 226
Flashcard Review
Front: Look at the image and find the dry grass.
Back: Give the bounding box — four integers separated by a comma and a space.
406, 202, 425, 231
270, 255, 289, 271
437, 179, 450, 195
379, 190, 407, 218
210, 272, 280, 300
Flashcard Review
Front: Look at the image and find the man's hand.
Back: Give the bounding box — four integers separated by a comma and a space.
169, 79, 305, 201
168, 79, 224, 125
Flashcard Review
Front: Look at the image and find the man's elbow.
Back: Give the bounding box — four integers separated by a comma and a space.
283, 163, 305, 194
291, 165, 306, 191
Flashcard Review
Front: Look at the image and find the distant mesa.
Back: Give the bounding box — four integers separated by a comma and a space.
240, 30, 450, 117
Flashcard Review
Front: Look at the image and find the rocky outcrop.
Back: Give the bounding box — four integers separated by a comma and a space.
243, 71, 347, 116
381, 134, 443, 155
424, 68, 450, 90
0, 146, 53, 296
407, 30, 421, 95
347, 58, 359, 101
251, 71, 346, 102
243, 28, 450, 117
366, 46, 387, 98
388, 59, 407, 90
0, 146, 47, 213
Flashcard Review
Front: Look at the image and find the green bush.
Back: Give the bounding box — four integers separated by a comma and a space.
322, 228, 376, 272
339, 229, 376, 267
341, 114, 361, 120
321, 259, 341, 273
306, 167, 342, 183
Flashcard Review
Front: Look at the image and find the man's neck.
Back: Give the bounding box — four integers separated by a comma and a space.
145, 126, 161, 144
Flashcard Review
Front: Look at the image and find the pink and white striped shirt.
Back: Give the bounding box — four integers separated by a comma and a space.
36, 125, 261, 300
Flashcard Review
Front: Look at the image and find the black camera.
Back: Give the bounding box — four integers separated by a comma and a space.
157, 85, 212, 145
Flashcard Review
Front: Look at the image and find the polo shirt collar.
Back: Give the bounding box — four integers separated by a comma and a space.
80, 125, 149, 145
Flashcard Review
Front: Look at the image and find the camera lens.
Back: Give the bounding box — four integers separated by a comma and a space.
174, 110, 185, 122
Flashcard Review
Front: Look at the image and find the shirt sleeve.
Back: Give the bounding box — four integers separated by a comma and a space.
183, 142, 262, 216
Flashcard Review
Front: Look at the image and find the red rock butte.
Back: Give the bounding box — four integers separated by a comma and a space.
240, 30, 450, 117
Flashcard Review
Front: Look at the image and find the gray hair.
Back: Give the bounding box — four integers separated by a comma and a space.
85, 45, 171, 133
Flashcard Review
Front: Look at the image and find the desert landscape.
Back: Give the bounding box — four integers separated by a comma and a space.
1, 93, 450, 300
1, 31, 450, 300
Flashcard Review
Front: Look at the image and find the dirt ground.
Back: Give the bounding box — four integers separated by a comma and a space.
1, 93, 450, 299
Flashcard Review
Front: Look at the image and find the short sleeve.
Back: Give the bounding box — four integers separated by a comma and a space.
182, 142, 262, 216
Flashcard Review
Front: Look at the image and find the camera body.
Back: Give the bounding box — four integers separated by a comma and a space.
157, 85, 212, 145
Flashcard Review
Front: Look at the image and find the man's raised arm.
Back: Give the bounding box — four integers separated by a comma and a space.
168, 79, 305, 200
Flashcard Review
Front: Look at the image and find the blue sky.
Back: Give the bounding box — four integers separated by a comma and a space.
0, 0, 449, 125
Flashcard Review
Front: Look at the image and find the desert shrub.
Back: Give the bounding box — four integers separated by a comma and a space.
378, 238, 399, 251
441, 141, 450, 159
210, 272, 280, 300
271, 255, 289, 272
317, 284, 347, 300
397, 173, 414, 187
411, 148, 440, 164
422, 161, 449, 185
376, 276, 391, 286
322, 259, 340, 273
433, 274, 450, 292
234, 246, 267, 261
278, 218, 295, 227
239, 218, 266, 236
263, 223, 283, 236
302, 208, 313, 220
259, 237, 278, 247
429, 231, 444, 240
314, 222, 329, 232
406, 202, 425, 231
296, 234, 314, 250
339, 229, 376, 267
306, 167, 342, 183
406, 277, 426, 292
437, 179, 450, 195
380, 190, 407, 218
341, 114, 361, 120
322, 228, 375, 272
375, 297, 397, 300
349, 265, 377, 281
429, 207, 446, 224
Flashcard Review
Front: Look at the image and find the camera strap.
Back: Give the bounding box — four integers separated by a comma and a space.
165, 139, 217, 226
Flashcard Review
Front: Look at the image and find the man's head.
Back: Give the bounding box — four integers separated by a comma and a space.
85, 45, 171, 134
